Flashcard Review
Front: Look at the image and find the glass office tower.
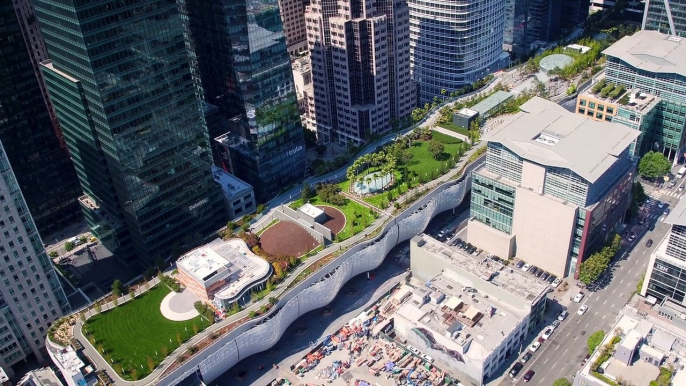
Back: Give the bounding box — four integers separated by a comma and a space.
643, 0, 686, 36
179, 0, 307, 201
35, 0, 227, 264
0, 1, 83, 236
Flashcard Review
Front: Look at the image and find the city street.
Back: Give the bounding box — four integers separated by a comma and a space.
500, 185, 673, 385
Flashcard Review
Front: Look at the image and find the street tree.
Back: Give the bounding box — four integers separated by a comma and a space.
638, 151, 671, 179
587, 330, 606, 355
111, 280, 123, 298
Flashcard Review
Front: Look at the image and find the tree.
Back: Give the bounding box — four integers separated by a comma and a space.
64, 241, 75, 252
147, 356, 155, 372
111, 280, 123, 298
587, 330, 606, 355
94, 301, 102, 314
428, 140, 445, 160
256, 203, 266, 214
638, 151, 671, 179
553, 378, 572, 386
301, 183, 313, 202
161, 345, 169, 357
176, 330, 182, 346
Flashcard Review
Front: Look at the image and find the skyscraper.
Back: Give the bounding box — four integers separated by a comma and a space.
278, 0, 309, 56
0, 139, 70, 376
179, 0, 307, 201
643, 0, 686, 36
35, 0, 227, 264
306, 0, 416, 145
409, 0, 506, 103
1, 0, 83, 236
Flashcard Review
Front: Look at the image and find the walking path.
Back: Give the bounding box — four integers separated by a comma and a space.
66, 72, 503, 386
160, 290, 200, 322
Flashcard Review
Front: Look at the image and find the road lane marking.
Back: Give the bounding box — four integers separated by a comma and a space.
611, 304, 615, 308
620, 279, 624, 284
544, 358, 549, 364
603, 300, 607, 305
635, 271, 640, 277
612, 289, 616, 294
574, 336, 578, 341
563, 348, 568, 355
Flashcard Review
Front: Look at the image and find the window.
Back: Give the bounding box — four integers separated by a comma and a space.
589, 102, 596, 109
597, 105, 604, 112
578, 108, 585, 114
607, 107, 614, 114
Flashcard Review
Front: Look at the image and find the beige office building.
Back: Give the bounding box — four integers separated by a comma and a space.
468, 98, 638, 279
278, 0, 309, 56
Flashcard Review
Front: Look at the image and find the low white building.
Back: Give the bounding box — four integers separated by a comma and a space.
211, 166, 256, 220
46, 341, 92, 386
19, 367, 64, 386
298, 203, 326, 223
393, 235, 549, 385
176, 238, 272, 309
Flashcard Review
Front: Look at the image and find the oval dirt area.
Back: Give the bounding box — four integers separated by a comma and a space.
316, 205, 346, 235
260, 221, 320, 257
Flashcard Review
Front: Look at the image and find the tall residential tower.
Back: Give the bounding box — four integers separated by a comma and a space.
409, 0, 506, 103
305, 0, 416, 145
180, 0, 307, 201
1, 0, 83, 236
35, 0, 227, 264
0, 140, 70, 376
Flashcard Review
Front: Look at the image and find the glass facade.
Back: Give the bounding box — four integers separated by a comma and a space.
485, 142, 523, 183
471, 172, 516, 234
646, 257, 686, 303
0, 2, 83, 237
35, 0, 227, 264
179, 0, 306, 202
606, 56, 686, 159
409, 0, 505, 103
644, 0, 686, 37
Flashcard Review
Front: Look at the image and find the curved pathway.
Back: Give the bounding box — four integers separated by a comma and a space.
160, 290, 200, 322
70, 70, 507, 386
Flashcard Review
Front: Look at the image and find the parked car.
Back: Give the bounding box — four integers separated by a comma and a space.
529, 341, 541, 352
680, 184, 684, 191
547, 275, 557, 284
552, 278, 562, 288
552, 320, 560, 328
421, 354, 434, 363
535, 269, 544, 278
509, 362, 523, 378
578, 305, 589, 315
522, 263, 532, 272
646, 239, 654, 247
658, 201, 665, 209
541, 272, 550, 281
573, 292, 585, 303
407, 345, 419, 355
558, 310, 569, 321
665, 208, 671, 215
529, 267, 539, 275
523, 370, 536, 382
520, 352, 532, 364
516, 261, 525, 269
628, 232, 636, 242
542, 327, 554, 340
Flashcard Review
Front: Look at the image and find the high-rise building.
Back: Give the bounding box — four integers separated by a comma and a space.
468, 98, 637, 279
527, 0, 561, 44
0, 140, 70, 376
603, 30, 686, 161
410, 0, 506, 103
278, 0, 309, 56
643, 0, 686, 36
1, 0, 83, 237
179, 0, 307, 201
642, 198, 686, 305
504, 0, 529, 56
35, 0, 227, 264
306, 0, 416, 145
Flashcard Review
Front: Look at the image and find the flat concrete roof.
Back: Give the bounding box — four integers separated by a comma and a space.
664, 197, 686, 226
603, 30, 686, 77
19, 368, 62, 386
487, 97, 640, 183
177, 239, 270, 297
413, 235, 549, 306
211, 165, 252, 197
299, 203, 324, 218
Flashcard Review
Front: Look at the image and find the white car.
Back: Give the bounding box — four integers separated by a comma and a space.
407, 345, 419, 355
522, 263, 532, 272
551, 278, 561, 288
573, 292, 585, 303
541, 328, 554, 340
658, 201, 665, 209
529, 341, 541, 352
421, 354, 434, 363
557, 310, 569, 321
578, 305, 589, 315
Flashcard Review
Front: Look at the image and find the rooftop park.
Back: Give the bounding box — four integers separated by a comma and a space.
82, 283, 211, 381
339, 128, 470, 209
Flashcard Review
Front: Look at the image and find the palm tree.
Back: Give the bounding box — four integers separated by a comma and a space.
365, 177, 373, 191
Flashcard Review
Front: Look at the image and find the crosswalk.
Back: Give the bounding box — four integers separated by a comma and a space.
647, 190, 684, 200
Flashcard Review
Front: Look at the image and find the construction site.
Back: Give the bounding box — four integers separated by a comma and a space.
287, 285, 458, 386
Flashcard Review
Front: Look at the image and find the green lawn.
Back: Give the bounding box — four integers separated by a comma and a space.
404, 138, 468, 179
430, 130, 464, 144
84, 285, 208, 380
437, 122, 470, 137
290, 196, 378, 241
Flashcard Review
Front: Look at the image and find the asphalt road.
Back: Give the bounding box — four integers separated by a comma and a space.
501, 190, 671, 385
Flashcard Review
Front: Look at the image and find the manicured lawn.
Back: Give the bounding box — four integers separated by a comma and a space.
430, 130, 464, 144
437, 121, 470, 137
404, 139, 468, 179
290, 196, 378, 241
84, 285, 208, 380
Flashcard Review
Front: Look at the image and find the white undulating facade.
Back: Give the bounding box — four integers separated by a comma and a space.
409, 0, 506, 103
0, 141, 70, 376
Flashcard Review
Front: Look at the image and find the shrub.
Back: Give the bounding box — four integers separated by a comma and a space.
315, 183, 346, 206
49, 251, 59, 258
587, 330, 606, 355
64, 242, 75, 252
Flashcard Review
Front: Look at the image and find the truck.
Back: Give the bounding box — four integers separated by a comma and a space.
678, 166, 686, 179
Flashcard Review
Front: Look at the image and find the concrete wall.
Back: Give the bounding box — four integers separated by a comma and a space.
269, 206, 330, 244
280, 205, 333, 242
156, 158, 484, 386
511, 188, 577, 278
519, 161, 545, 193
467, 219, 515, 259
